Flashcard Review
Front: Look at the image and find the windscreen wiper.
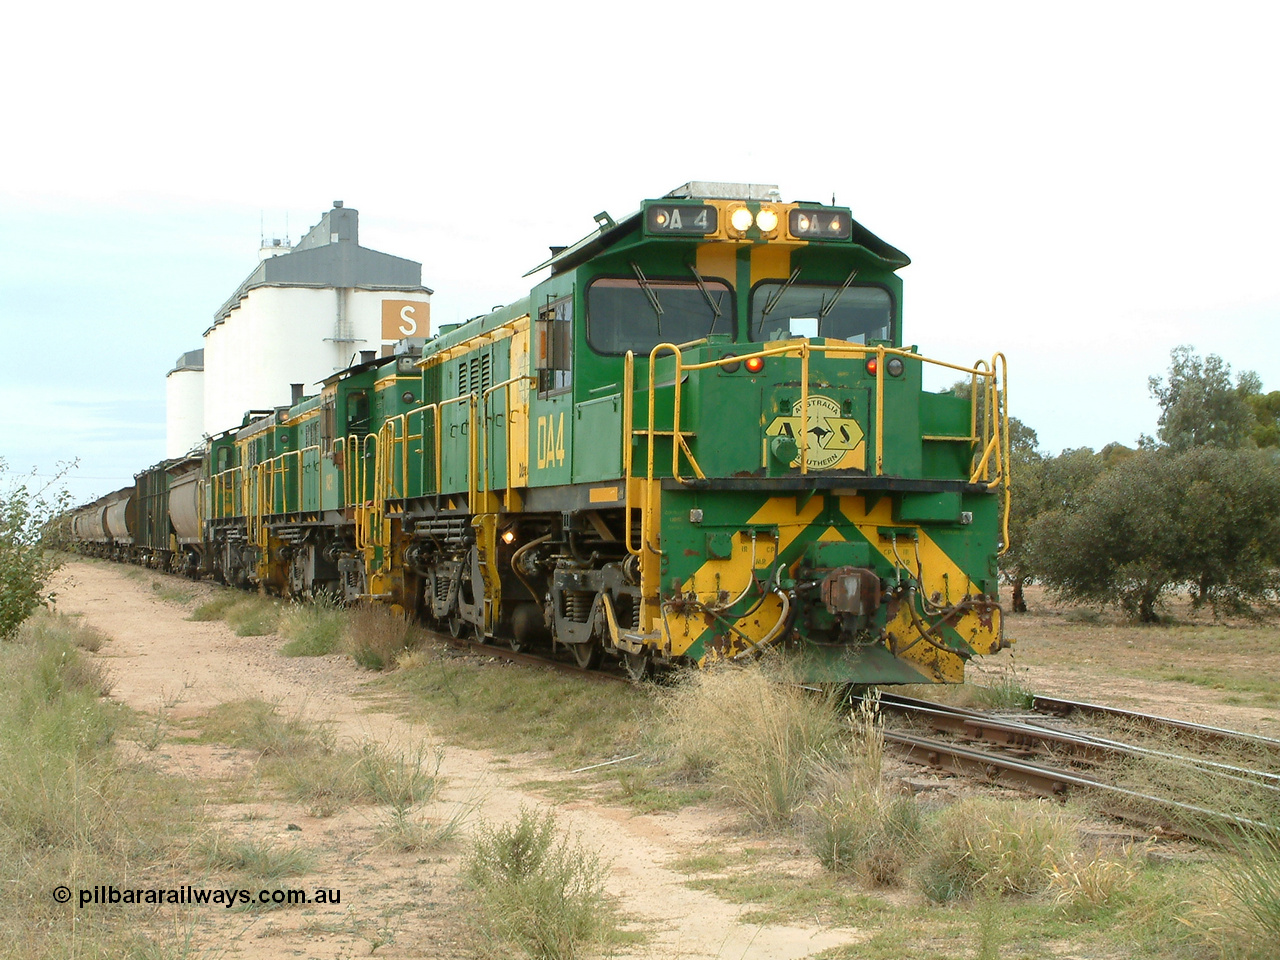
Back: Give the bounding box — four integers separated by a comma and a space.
688, 264, 723, 335
760, 267, 802, 319
817, 268, 859, 331
630, 261, 663, 332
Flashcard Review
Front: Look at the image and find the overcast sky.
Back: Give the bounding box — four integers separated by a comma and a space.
2, 1, 1277, 504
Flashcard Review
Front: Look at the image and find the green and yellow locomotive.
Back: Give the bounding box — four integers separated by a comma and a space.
75, 182, 1012, 685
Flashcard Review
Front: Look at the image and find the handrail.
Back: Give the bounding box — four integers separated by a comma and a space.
436, 393, 478, 507
627, 339, 1012, 556
482, 374, 536, 507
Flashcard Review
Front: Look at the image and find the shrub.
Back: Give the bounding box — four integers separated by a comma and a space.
0, 460, 68, 639
655, 659, 843, 827
466, 807, 615, 960
918, 798, 1078, 901
343, 603, 419, 670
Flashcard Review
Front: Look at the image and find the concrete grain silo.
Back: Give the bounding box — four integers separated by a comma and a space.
197, 202, 432, 436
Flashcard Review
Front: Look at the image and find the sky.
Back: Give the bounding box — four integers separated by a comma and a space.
2, 1, 1278, 505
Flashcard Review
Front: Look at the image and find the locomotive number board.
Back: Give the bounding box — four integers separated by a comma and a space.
644, 203, 719, 235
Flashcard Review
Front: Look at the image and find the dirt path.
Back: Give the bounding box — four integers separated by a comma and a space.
53, 561, 863, 959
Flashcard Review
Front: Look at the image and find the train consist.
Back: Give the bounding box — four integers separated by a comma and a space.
67, 183, 1011, 683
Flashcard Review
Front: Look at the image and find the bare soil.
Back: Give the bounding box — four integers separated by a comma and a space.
52, 561, 866, 959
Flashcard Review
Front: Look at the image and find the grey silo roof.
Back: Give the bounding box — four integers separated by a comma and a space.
207, 203, 433, 334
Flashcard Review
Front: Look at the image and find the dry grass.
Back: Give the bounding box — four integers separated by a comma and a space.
0, 611, 195, 958
654, 658, 845, 827
917, 797, 1080, 901
279, 593, 344, 656
343, 603, 421, 670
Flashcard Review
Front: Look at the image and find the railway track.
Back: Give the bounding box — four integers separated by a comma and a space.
872, 692, 1280, 840
417, 630, 1278, 841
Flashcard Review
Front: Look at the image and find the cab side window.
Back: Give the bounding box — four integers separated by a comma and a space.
536, 296, 572, 397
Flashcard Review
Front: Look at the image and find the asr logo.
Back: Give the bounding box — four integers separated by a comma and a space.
765, 395, 865, 470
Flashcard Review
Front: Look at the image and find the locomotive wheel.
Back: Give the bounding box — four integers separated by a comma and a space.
570, 639, 603, 670
623, 650, 651, 683
448, 613, 464, 639
508, 633, 527, 653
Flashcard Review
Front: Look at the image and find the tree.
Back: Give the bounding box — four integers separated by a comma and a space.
1249, 390, 1280, 448
1148, 346, 1259, 452
1031, 447, 1280, 621
0, 459, 69, 638
1002, 444, 1103, 612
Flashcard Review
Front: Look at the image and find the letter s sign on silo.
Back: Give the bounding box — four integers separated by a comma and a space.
382, 300, 431, 340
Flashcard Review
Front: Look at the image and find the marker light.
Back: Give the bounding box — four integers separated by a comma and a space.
402, 391, 416, 404
865, 358, 879, 376
721, 353, 741, 373
745, 356, 765, 374
755, 209, 779, 232
653, 211, 669, 227
730, 207, 754, 232
501, 530, 516, 544
886, 357, 905, 377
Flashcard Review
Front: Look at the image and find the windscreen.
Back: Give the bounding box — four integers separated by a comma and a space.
751, 283, 892, 343
586, 277, 733, 355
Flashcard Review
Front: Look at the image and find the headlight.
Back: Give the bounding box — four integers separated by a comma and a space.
755, 209, 779, 232
886, 358, 905, 377
730, 207, 754, 232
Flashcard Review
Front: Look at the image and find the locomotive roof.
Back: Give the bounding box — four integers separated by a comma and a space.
525, 184, 911, 278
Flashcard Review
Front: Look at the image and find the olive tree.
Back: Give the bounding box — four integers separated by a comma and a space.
1149, 346, 1259, 452
1031, 447, 1280, 621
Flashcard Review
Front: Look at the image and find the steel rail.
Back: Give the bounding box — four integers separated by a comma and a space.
1032, 694, 1280, 751
873, 692, 1280, 792
884, 729, 1273, 842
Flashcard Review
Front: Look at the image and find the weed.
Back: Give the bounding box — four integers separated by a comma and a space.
279, 593, 344, 656
391, 649, 647, 764
201, 698, 333, 757
343, 603, 419, 670
0, 611, 194, 958
918, 797, 1078, 901
151, 580, 197, 605
1196, 829, 1280, 957
1047, 844, 1140, 912
466, 806, 617, 960
16, 608, 110, 652
357, 739, 444, 814
223, 596, 281, 636
200, 832, 315, 880
655, 658, 844, 827
189, 591, 243, 621
967, 658, 1034, 710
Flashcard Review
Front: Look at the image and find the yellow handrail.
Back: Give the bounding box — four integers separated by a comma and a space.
482, 374, 536, 506
626, 339, 1011, 556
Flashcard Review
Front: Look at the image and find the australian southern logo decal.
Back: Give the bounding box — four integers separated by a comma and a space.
765, 395, 865, 470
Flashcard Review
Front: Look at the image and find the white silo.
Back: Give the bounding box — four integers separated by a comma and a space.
199, 202, 432, 436
165, 350, 205, 457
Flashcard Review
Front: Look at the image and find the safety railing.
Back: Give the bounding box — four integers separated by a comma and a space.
482, 374, 536, 506
208, 467, 244, 523
623, 341, 1011, 557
